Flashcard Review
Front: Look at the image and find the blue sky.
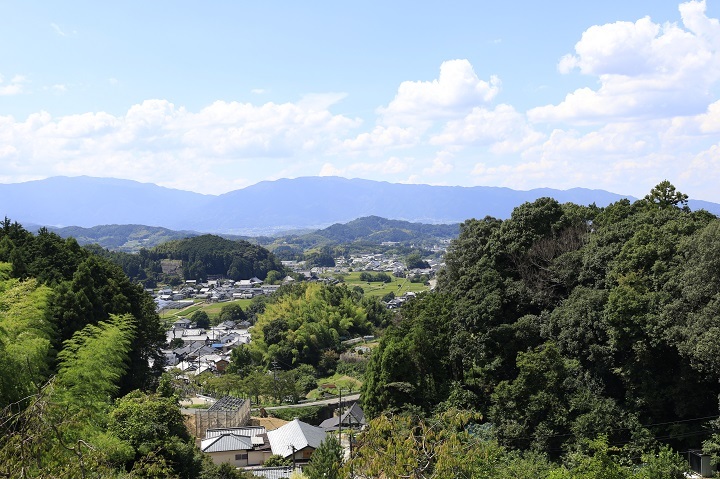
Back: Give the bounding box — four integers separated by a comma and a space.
2, 1, 720, 202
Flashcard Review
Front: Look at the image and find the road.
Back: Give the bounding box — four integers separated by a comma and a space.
261, 393, 361, 410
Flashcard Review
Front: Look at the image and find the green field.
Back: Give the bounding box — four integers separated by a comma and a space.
159, 298, 253, 323
340, 271, 429, 298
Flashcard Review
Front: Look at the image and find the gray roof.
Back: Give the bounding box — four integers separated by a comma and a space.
249, 467, 297, 479
319, 403, 366, 431
206, 426, 266, 445
201, 433, 253, 453
207, 396, 246, 412
266, 419, 326, 458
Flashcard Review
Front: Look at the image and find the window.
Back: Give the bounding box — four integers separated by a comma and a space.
235, 453, 248, 461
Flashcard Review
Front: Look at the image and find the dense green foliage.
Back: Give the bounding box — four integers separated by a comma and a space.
152, 234, 284, 281
90, 233, 284, 285
348, 410, 688, 479
0, 220, 165, 397
304, 435, 342, 479
362, 184, 720, 464
0, 220, 229, 477
250, 283, 375, 368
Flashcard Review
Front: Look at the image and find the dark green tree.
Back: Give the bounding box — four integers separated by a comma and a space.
191, 310, 210, 329
304, 434, 342, 479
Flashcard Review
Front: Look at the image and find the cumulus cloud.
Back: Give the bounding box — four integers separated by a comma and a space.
378, 59, 500, 126
0, 98, 363, 194
431, 104, 545, 153
0, 74, 26, 96
340, 125, 421, 154
530, 0, 720, 123
423, 151, 454, 176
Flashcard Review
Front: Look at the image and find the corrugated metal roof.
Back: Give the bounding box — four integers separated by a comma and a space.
205, 426, 266, 439
201, 433, 253, 453
266, 419, 326, 458
248, 466, 297, 479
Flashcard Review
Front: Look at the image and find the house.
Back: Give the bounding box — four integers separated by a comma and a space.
173, 318, 192, 329
201, 426, 271, 467
265, 418, 326, 464
319, 403, 366, 431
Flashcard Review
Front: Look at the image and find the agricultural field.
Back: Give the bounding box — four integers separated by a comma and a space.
159, 298, 253, 322
339, 271, 430, 298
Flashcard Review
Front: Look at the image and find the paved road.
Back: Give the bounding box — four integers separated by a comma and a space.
261, 393, 361, 411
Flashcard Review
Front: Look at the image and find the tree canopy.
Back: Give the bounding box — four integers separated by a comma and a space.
362, 183, 720, 461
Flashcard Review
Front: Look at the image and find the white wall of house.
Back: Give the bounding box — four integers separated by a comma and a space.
207, 450, 249, 468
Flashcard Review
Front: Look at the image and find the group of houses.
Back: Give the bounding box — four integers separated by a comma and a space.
164, 319, 250, 377
154, 277, 283, 304
196, 396, 366, 477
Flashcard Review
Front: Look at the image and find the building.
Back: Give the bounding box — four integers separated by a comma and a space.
265, 418, 326, 464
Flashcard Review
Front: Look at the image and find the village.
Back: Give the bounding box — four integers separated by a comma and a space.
150, 250, 440, 477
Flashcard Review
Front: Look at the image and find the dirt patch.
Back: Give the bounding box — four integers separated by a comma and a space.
251, 416, 289, 431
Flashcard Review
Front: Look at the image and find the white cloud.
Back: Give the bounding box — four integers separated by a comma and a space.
431, 104, 545, 153
530, 0, 720, 123
423, 151, 454, 175
0, 97, 363, 194
378, 59, 501, 126
0, 74, 26, 96
340, 125, 420, 154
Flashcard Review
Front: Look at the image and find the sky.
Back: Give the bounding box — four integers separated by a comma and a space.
1, 1, 720, 201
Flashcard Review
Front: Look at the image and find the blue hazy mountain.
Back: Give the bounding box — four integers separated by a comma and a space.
1, 175, 717, 234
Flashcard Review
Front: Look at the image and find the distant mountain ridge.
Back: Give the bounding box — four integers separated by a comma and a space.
2, 175, 718, 234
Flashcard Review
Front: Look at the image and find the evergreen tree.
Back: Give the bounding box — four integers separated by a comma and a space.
304, 434, 342, 479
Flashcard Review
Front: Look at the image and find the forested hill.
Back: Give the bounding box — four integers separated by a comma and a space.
44, 223, 208, 252
361, 182, 720, 462
312, 216, 458, 243
40, 216, 456, 254
151, 234, 284, 281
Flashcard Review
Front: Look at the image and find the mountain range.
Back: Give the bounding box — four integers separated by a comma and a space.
2, 176, 718, 235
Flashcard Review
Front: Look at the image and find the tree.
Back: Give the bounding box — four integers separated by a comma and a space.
304, 435, 342, 479
227, 346, 253, 376
218, 303, 247, 323
264, 454, 292, 467
191, 310, 210, 329
406, 253, 430, 269
108, 390, 203, 479
265, 270, 283, 285
643, 180, 689, 210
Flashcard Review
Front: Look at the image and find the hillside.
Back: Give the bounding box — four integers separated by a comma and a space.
45, 224, 204, 252
312, 216, 458, 243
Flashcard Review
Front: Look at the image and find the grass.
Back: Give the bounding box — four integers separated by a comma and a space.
269, 405, 324, 423
340, 271, 429, 298
307, 374, 363, 400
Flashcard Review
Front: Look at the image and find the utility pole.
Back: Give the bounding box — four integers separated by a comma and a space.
338, 387, 343, 438
272, 361, 279, 404
348, 412, 354, 479
290, 444, 296, 471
